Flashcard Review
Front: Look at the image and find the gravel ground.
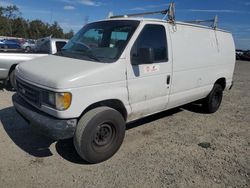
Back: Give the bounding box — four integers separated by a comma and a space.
0, 61, 249, 188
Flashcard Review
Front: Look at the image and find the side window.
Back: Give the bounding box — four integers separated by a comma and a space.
131, 24, 168, 64
56, 41, 67, 52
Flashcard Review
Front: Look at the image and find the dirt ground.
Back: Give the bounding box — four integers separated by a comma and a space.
0, 61, 249, 188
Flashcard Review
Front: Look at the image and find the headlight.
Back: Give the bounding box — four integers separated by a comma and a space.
42, 91, 72, 111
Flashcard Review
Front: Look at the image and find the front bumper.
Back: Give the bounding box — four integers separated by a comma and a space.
12, 94, 77, 140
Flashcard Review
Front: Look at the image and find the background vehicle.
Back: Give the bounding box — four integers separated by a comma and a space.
0, 37, 68, 89
34, 37, 68, 54
13, 4, 235, 163
21, 39, 36, 52
236, 49, 250, 60
0, 39, 21, 51
241, 50, 250, 61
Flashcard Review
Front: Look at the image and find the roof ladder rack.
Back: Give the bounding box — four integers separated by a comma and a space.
109, 2, 176, 23
108, 2, 218, 29
185, 15, 219, 29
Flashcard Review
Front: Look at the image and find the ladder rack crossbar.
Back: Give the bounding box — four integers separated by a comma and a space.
108, 2, 218, 29
109, 2, 175, 23
185, 15, 218, 29
109, 9, 168, 19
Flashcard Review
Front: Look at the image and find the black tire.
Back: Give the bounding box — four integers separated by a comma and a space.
3, 45, 8, 51
9, 70, 17, 90
202, 84, 223, 113
74, 107, 126, 163
25, 46, 31, 52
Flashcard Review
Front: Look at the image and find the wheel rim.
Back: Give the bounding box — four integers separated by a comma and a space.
92, 123, 116, 151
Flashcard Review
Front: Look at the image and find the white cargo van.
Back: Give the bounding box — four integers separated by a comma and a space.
12, 5, 235, 163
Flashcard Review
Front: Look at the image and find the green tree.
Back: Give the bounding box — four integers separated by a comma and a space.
12, 17, 29, 38
0, 16, 8, 36
29, 20, 50, 39
0, 7, 4, 16
2, 5, 21, 36
0, 5, 75, 39
64, 29, 74, 39
3, 5, 20, 19
49, 22, 64, 38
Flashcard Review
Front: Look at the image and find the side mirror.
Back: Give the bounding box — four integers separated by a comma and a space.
131, 48, 154, 65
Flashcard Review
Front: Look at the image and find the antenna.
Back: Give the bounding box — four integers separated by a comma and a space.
107, 11, 114, 18
213, 15, 218, 29
84, 16, 89, 26
50, 8, 54, 24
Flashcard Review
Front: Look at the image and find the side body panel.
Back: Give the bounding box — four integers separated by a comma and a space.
167, 23, 235, 109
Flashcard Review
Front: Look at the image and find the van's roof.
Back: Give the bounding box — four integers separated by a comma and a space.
100, 17, 230, 34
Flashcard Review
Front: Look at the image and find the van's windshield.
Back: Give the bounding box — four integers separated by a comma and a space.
57, 20, 140, 63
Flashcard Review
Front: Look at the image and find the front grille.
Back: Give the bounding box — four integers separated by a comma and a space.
16, 79, 41, 106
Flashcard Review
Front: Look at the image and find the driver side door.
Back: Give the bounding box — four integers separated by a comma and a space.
126, 23, 172, 120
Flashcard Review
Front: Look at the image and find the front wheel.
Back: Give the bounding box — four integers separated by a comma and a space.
202, 84, 223, 113
9, 70, 17, 90
74, 107, 125, 163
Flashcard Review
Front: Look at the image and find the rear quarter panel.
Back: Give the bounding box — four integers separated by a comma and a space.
167, 23, 235, 109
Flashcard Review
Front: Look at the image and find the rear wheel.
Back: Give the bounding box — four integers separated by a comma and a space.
202, 84, 223, 113
74, 107, 125, 163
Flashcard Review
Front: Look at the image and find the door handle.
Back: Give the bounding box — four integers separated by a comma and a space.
167, 75, 171, 85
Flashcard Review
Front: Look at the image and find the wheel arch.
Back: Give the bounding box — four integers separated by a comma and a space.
8, 64, 17, 76
215, 77, 226, 90
80, 99, 128, 121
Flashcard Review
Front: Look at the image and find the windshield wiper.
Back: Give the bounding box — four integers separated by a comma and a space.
58, 46, 101, 62
84, 51, 100, 62
66, 41, 101, 62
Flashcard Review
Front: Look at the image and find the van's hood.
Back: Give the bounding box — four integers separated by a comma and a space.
16, 55, 124, 89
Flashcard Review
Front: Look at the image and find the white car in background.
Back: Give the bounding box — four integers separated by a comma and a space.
0, 37, 68, 89
21, 40, 36, 52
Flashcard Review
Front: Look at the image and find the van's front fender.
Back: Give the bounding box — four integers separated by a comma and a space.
50, 81, 131, 119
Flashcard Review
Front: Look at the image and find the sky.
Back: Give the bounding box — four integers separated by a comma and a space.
0, 0, 250, 50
